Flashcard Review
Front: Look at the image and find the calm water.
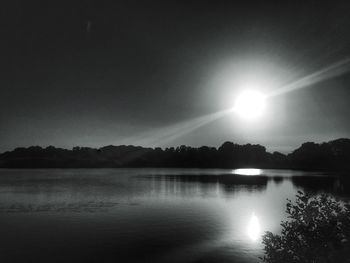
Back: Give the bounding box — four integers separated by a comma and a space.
0, 168, 347, 263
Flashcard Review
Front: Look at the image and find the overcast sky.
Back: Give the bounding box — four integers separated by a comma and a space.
1, 1, 350, 153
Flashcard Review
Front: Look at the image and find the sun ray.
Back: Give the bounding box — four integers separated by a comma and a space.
118, 58, 350, 147
119, 108, 234, 147
267, 58, 350, 98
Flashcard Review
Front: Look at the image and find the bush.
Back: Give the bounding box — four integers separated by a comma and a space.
261, 191, 350, 263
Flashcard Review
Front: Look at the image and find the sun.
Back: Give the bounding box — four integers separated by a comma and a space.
233, 90, 266, 120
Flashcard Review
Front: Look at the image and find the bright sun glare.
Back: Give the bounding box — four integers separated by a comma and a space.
233, 90, 266, 120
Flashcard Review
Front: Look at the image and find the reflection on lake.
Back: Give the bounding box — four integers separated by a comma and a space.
247, 213, 261, 242
233, 168, 262, 176
0, 168, 348, 263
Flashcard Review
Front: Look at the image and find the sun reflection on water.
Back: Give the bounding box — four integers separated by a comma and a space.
233, 168, 262, 176
247, 212, 261, 242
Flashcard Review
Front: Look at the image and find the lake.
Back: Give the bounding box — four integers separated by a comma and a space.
0, 168, 348, 263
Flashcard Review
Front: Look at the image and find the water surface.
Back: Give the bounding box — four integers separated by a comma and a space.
0, 168, 347, 263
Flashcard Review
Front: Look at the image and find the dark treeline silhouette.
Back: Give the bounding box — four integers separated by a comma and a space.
0, 138, 350, 170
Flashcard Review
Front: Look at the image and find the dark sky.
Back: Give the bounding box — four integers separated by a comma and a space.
1, 1, 350, 153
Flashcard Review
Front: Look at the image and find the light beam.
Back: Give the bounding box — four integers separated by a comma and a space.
120, 108, 234, 147
119, 58, 350, 147
267, 58, 350, 98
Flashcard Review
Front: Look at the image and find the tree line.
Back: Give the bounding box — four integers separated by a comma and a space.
0, 138, 350, 170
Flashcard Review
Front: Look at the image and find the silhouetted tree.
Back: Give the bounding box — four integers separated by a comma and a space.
1, 138, 350, 169
261, 191, 350, 263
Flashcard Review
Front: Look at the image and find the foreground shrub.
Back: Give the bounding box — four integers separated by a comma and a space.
261, 191, 350, 263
